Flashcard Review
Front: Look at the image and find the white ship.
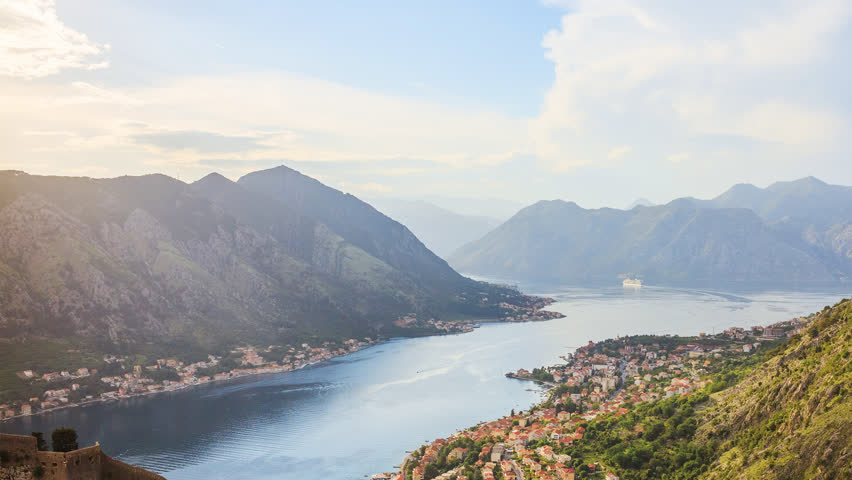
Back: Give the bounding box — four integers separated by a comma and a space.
622, 277, 642, 288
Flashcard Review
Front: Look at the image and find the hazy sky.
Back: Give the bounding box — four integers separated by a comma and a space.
2, 0, 852, 210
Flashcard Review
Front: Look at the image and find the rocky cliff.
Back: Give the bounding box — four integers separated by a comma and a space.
0, 169, 531, 354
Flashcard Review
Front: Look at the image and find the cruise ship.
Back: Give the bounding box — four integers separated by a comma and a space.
623, 277, 642, 288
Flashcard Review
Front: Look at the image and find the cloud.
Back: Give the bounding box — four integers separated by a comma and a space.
196, 158, 283, 169
607, 146, 632, 160
0, 0, 109, 78
0, 71, 531, 182
533, 0, 852, 170
131, 130, 274, 154
57, 82, 141, 106
3, 0, 851, 208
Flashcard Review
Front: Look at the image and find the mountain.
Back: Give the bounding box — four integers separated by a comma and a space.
420, 195, 525, 221
689, 177, 852, 263
365, 198, 500, 258
0, 168, 542, 356
626, 197, 655, 209
448, 196, 852, 286
236, 166, 466, 289
704, 177, 852, 226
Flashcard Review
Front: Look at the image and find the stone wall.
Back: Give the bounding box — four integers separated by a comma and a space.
35, 451, 67, 480
0, 434, 38, 480
100, 456, 165, 480
0, 434, 37, 466
0, 434, 164, 480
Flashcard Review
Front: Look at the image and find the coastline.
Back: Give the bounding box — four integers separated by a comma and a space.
381, 311, 811, 480
0, 307, 564, 424
0, 339, 378, 424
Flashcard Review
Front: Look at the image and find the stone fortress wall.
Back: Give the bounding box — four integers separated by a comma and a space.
0, 434, 165, 480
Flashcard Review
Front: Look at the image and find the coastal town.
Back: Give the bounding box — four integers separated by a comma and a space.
374, 315, 810, 480
0, 338, 377, 422
0, 300, 562, 422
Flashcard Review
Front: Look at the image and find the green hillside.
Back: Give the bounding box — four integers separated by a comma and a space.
563, 299, 851, 480
697, 299, 852, 480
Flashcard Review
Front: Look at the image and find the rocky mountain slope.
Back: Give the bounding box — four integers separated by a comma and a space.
696, 298, 852, 480
449, 178, 852, 287
0, 168, 539, 354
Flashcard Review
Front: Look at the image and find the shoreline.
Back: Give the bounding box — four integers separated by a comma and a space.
0, 340, 378, 424
0, 310, 564, 424
383, 315, 805, 480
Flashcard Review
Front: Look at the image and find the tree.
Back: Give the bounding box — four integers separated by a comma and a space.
51, 428, 78, 452
31, 432, 48, 451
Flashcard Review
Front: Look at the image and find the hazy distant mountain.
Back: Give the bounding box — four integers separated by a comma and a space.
0, 168, 534, 351
449, 179, 852, 287
689, 177, 852, 262
420, 195, 526, 221
365, 198, 500, 258
626, 198, 655, 209
687, 177, 852, 227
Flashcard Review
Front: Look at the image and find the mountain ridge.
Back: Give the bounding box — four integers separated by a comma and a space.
449, 178, 852, 287
0, 168, 546, 357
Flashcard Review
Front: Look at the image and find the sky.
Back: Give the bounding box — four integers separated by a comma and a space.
2, 0, 852, 213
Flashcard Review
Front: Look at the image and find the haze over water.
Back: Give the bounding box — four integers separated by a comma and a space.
2, 286, 845, 479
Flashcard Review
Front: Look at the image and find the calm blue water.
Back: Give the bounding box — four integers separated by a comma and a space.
2, 286, 846, 479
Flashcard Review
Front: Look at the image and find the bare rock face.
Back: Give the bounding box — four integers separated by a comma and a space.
0, 170, 527, 349
827, 223, 852, 259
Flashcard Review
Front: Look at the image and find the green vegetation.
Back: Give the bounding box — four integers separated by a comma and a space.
0, 337, 103, 403
405, 436, 501, 480
564, 393, 716, 479
530, 367, 555, 383
31, 432, 48, 452
697, 298, 852, 480
403, 298, 851, 480
51, 427, 78, 453
559, 298, 852, 480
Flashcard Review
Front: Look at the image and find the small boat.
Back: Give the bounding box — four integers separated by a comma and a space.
623, 277, 642, 288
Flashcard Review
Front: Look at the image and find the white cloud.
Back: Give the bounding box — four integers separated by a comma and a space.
0, 0, 109, 78
2, 0, 851, 207
533, 0, 852, 169
0, 72, 531, 179
738, 0, 852, 67
607, 146, 632, 160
